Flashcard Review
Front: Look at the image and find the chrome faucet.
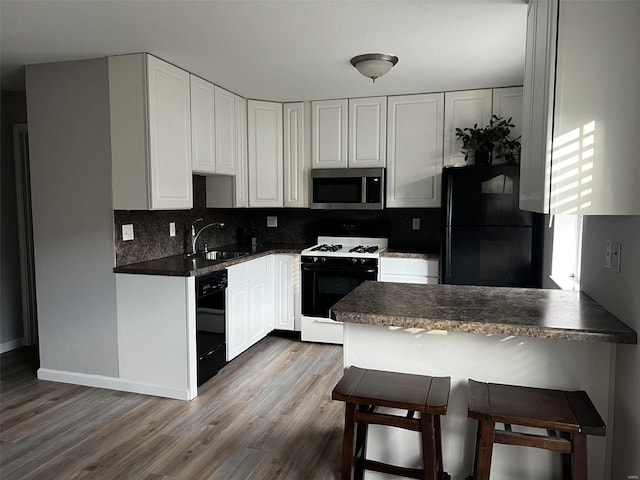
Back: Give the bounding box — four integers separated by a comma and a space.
190, 219, 225, 254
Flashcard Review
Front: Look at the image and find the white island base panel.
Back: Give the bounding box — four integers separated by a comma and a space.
343, 322, 614, 480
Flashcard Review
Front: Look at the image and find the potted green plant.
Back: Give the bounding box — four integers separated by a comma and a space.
455, 115, 521, 166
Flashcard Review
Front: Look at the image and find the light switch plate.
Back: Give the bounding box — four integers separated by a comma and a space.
122, 224, 134, 241
612, 242, 622, 273
605, 240, 612, 268
267, 216, 277, 228
412, 218, 420, 230
169, 222, 176, 237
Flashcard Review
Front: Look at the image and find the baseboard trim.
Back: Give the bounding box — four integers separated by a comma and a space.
37, 368, 195, 401
1, 337, 26, 354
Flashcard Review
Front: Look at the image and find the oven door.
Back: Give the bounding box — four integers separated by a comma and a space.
301, 261, 377, 318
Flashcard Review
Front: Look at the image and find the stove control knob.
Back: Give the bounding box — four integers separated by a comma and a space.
360, 258, 366, 264
313, 256, 319, 263
351, 258, 358, 264
320, 257, 327, 263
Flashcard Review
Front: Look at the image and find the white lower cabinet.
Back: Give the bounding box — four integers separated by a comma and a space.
226, 282, 251, 361
116, 274, 198, 400
226, 256, 271, 361
379, 257, 440, 285
273, 255, 299, 331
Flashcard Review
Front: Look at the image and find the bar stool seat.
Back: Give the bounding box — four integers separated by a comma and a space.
466, 379, 606, 480
332, 366, 451, 480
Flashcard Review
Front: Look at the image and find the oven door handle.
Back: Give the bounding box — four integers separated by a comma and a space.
301, 263, 377, 275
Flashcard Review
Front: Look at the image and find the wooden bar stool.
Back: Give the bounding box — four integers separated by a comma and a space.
466, 379, 606, 480
332, 366, 451, 480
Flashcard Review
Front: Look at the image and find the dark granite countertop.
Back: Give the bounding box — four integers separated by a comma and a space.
113, 243, 309, 277
330, 281, 637, 344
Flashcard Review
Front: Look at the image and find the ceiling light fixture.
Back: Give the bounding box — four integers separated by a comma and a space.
350, 53, 399, 83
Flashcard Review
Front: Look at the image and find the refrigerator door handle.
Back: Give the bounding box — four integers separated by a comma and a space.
444, 229, 452, 283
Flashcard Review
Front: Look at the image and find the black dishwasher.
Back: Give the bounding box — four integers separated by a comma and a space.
196, 270, 227, 386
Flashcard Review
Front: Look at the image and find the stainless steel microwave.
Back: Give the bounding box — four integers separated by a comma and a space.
310, 168, 385, 210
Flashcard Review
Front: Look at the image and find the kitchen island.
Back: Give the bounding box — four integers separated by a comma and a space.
330, 282, 637, 480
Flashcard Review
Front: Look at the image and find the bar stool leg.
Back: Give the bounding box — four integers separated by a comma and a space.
420, 414, 437, 480
341, 402, 357, 480
434, 415, 445, 479
560, 432, 572, 480
354, 405, 369, 480
571, 433, 588, 480
473, 420, 496, 480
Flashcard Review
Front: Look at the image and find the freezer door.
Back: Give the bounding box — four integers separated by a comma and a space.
442, 165, 533, 227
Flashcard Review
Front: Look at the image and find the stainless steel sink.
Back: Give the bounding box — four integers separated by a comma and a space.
200, 251, 249, 260
184, 251, 250, 261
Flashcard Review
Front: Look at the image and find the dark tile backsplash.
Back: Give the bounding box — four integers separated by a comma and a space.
114, 176, 441, 266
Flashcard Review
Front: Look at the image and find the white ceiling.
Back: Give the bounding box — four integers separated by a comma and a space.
0, 0, 527, 102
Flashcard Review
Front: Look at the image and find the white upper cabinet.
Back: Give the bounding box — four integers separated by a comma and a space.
312, 99, 348, 169
234, 95, 248, 207
492, 87, 523, 141
214, 86, 237, 175
348, 96, 387, 168
492, 86, 524, 165
205, 93, 248, 208
248, 100, 283, 207
519, 0, 557, 213
521, 0, 639, 215
444, 89, 493, 167
189, 75, 216, 175
283, 102, 311, 208
110, 53, 192, 210
386, 93, 444, 208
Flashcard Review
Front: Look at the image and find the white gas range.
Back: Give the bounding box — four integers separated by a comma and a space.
300, 234, 388, 345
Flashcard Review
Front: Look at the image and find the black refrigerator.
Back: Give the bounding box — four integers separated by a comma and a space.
440, 165, 543, 288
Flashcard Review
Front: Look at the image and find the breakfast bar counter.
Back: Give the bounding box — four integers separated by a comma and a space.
329, 282, 637, 480
329, 281, 637, 344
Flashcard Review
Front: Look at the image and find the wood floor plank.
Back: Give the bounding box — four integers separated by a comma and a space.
0, 336, 344, 479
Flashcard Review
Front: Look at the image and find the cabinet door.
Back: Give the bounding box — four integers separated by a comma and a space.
444, 89, 493, 167
312, 99, 348, 169
226, 283, 250, 361
386, 93, 444, 208
190, 75, 216, 175
284, 102, 311, 207
493, 87, 524, 144
273, 255, 294, 331
249, 275, 268, 343
248, 100, 283, 207
146, 55, 193, 209
234, 95, 248, 207
214, 86, 237, 175
348, 97, 387, 168
520, 0, 557, 213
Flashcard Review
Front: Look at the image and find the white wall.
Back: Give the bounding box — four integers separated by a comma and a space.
25, 59, 119, 376
581, 216, 639, 478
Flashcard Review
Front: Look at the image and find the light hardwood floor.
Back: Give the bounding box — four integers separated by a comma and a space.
0, 335, 345, 479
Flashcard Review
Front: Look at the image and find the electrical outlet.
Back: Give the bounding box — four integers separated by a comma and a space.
604, 240, 612, 268
122, 224, 134, 241
267, 216, 277, 228
412, 218, 420, 230
169, 222, 176, 237
612, 242, 622, 273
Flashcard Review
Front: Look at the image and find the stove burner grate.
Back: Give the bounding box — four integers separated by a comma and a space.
311, 244, 343, 253
349, 245, 379, 254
